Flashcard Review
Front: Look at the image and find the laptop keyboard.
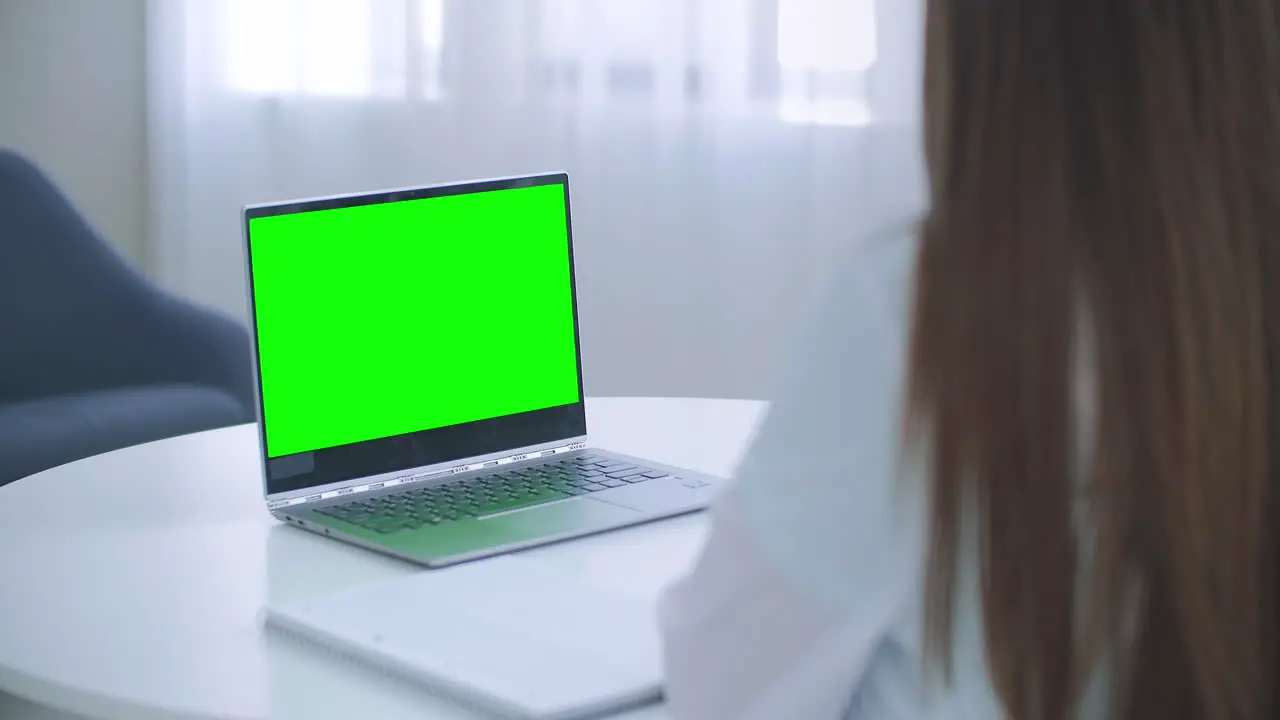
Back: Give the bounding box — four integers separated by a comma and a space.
313, 454, 674, 534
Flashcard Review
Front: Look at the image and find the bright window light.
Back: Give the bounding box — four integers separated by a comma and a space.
777, 0, 876, 72
222, 0, 373, 97
222, 0, 299, 95
420, 0, 444, 50
221, 0, 443, 99
776, 0, 876, 126
300, 0, 374, 96
418, 0, 445, 99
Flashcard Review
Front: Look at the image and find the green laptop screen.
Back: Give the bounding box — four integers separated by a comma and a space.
247, 183, 581, 459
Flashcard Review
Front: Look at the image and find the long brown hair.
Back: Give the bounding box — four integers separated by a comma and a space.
908, 2, 1280, 718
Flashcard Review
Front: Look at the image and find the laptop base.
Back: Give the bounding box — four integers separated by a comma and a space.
279, 449, 719, 568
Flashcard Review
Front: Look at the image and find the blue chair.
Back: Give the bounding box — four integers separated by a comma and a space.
0, 150, 254, 487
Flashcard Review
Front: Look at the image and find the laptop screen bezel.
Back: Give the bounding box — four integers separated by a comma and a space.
242, 173, 588, 499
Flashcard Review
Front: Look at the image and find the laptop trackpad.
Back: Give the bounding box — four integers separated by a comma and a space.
588, 476, 707, 514
479, 495, 640, 536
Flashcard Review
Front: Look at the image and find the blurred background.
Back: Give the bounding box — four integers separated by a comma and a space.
1, 0, 926, 400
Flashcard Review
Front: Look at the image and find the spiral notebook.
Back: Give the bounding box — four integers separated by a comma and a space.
264, 556, 664, 719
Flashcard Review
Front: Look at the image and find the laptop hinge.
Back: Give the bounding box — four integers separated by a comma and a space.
266, 440, 589, 511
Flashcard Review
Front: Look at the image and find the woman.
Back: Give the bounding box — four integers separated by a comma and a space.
659, 2, 1279, 718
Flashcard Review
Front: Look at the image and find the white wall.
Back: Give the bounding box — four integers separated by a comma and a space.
0, 0, 149, 267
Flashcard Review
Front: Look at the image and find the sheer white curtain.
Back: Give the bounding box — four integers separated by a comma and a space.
146, 0, 926, 398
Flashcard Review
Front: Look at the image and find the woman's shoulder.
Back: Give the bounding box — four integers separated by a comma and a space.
730, 220, 925, 601
752, 217, 922, 468
784, 222, 921, 395
828, 222, 921, 306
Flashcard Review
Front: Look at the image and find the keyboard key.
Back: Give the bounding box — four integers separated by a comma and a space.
600, 479, 626, 488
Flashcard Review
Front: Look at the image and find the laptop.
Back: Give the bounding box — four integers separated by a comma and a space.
243, 173, 722, 568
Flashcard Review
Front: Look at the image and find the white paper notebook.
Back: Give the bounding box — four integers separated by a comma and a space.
264, 556, 664, 720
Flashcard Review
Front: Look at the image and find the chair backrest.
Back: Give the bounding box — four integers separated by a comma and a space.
0, 150, 254, 413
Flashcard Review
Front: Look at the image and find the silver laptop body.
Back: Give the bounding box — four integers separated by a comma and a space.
243, 173, 721, 567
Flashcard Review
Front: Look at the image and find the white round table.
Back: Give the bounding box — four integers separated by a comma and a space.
0, 398, 764, 720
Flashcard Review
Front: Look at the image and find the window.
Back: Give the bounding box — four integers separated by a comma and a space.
532, 0, 877, 121
416, 0, 445, 99
533, 0, 694, 102
217, 0, 876, 123
219, 0, 444, 99
776, 0, 876, 125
